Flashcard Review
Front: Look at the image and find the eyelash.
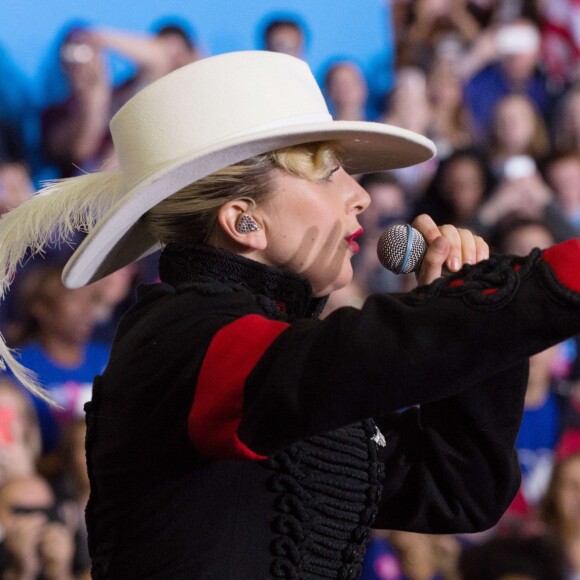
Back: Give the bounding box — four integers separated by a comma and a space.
325, 165, 340, 180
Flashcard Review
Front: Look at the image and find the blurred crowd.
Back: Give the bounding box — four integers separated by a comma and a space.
1, 0, 580, 578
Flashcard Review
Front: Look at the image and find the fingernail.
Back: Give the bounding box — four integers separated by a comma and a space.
452, 257, 460, 271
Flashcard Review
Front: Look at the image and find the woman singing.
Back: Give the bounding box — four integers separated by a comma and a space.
3, 51, 580, 579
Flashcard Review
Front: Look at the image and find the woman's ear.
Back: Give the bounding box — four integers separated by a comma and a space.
216, 198, 267, 251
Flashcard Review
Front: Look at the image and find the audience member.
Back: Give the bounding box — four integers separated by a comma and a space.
90, 264, 140, 343
388, 531, 462, 580
426, 57, 472, 156
89, 20, 202, 96
540, 0, 580, 86
414, 147, 494, 229
540, 450, 580, 577
0, 43, 34, 172
473, 161, 577, 241
0, 161, 33, 216
395, 0, 481, 71
261, 15, 307, 59
458, 534, 566, 580
380, 67, 437, 196
41, 26, 115, 178
0, 377, 41, 487
492, 218, 571, 511
541, 150, 580, 232
0, 475, 76, 580
552, 83, 580, 155
42, 21, 202, 178
487, 93, 550, 178
53, 419, 90, 578
9, 265, 108, 457
463, 19, 553, 143
323, 60, 369, 121
360, 531, 403, 580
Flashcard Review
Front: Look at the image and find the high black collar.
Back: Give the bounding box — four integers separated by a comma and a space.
158, 244, 328, 321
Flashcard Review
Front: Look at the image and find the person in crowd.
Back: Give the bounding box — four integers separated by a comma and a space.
473, 158, 577, 241
413, 147, 495, 228
394, 0, 481, 71
42, 21, 202, 178
458, 534, 566, 580
261, 15, 307, 59
487, 93, 550, 178
491, 218, 572, 513
88, 20, 202, 98
9, 265, 108, 458
463, 19, 553, 143
0, 161, 33, 216
552, 83, 580, 156
0, 377, 41, 487
53, 418, 91, 579
4, 49, 580, 580
426, 57, 472, 156
540, 449, 580, 577
89, 264, 140, 344
379, 66, 438, 196
0, 474, 76, 580
46, 26, 111, 166
540, 0, 580, 87
541, 150, 580, 232
0, 43, 34, 169
40, 26, 115, 178
323, 60, 369, 122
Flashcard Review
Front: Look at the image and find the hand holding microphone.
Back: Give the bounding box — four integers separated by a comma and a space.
376, 216, 489, 285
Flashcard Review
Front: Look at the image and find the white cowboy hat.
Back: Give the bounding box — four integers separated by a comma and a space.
60, 50, 435, 287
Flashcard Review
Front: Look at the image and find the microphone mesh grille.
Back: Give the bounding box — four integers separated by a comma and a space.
377, 224, 427, 274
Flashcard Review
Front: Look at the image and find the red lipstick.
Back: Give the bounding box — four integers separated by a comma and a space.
346, 228, 363, 254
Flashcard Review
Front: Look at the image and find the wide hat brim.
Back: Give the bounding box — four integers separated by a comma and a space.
62, 50, 436, 288
63, 120, 435, 288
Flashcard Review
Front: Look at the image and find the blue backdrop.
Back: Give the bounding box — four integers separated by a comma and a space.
1, 0, 394, 102
0, 0, 395, 178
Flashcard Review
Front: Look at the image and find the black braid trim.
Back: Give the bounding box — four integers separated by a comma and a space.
404, 250, 538, 311
267, 420, 384, 579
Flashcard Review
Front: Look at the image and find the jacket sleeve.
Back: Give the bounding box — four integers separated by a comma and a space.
371, 360, 528, 534
189, 239, 580, 460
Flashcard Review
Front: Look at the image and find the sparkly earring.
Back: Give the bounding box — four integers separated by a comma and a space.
236, 214, 261, 233
235, 198, 261, 233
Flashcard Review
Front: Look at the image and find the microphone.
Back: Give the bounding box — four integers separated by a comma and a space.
377, 224, 427, 274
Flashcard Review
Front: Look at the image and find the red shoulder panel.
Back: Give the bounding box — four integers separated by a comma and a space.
543, 238, 580, 293
189, 314, 289, 460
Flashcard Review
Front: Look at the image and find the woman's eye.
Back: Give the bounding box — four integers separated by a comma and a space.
326, 165, 340, 180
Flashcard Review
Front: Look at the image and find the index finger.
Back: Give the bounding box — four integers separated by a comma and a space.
411, 214, 443, 245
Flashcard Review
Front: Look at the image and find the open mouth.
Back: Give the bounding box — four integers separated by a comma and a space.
345, 228, 363, 254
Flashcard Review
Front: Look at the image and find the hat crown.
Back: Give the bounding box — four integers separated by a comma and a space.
111, 51, 331, 188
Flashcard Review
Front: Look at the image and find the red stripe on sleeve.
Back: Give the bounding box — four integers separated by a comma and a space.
543, 239, 580, 293
189, 314, 289, 460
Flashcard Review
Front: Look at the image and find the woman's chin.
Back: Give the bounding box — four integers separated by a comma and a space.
312, 268, 354, 297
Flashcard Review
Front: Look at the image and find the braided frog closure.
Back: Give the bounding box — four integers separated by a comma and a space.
267, 420, 385, 579
405, 250, 539, 310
